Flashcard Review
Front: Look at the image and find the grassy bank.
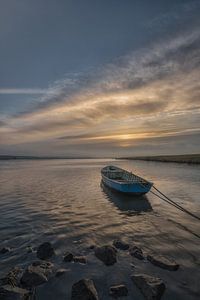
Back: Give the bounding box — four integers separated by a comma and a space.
117, 154, 200, 164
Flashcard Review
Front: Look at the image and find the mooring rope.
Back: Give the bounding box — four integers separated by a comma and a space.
150, 189, 187, 212
151, 185, 200, 221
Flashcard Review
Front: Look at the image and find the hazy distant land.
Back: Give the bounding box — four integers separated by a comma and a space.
0, 155, 95, 160
118, 154, 200, 164
1, 154, 200, 164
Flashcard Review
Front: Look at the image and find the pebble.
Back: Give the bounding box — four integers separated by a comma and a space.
109, 284, 128, 298
129, 246, 144, 260
113, 239, 129, 250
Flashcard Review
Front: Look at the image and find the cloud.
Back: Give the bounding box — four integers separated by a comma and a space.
1, 25, 200, 155
5, 26, 200, 120
0, 88, 54, 95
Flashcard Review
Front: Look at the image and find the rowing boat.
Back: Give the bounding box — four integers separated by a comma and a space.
101, 165, 153, 195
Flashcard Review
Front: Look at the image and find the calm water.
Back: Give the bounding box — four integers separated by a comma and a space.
0, 159, 200, 299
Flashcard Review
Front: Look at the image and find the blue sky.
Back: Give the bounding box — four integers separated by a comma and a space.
0, 0, 200, 156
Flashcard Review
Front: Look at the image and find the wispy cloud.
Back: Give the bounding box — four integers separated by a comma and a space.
0, 88, 55, 95
146, 0, 200, 32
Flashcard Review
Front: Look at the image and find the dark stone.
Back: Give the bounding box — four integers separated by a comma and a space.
32, 260, 53, 267
147, 255, 179, 271
129, 246, 144, 260
89, 245, 95, 250
0, 267, 22, 287
0, 285, 30, 300
63, 252, 74, 262
31, 261, 41, 267
36, 242, 55, 260
109, 284, 128, 298
55, 269, 68, 277
73, 256, 87, 264
71, 279, 98, 300
26, 246, 33, 254
20, 266, 47, 287
0, 247, 10, 255
95, 245, 117, 266
32, 261, 52, 269
131, 273, 165, 300
113, 239, 129, 250
31, 261, 53, 277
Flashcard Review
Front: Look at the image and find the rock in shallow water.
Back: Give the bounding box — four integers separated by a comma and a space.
37, 242, 55, 260
63, 251, 74, 262
73, 256, 87, 264
113, 239, 129, 250
63, 252, 87, 264
131, 273, 165, 300
20, 266, 47, 288
129, 246, 144, 260
0, 285, 30, 300
109, 284, 128, 298
0, 267, 22, 287
95, 245, 117, 266
71, 279, 99, 300
0, 247, 10, 255
32, 260, 53, 268
147, 254, 179, 271
31, 261, 53, 277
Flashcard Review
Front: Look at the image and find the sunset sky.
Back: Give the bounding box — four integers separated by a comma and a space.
0, 0, 200, 157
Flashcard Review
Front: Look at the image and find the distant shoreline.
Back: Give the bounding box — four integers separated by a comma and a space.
0, 155, 108, 160
1, 154, 200, 164
116, 154, 200, 164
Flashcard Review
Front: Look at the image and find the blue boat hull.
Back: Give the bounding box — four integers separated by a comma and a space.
101, 175, 152, 195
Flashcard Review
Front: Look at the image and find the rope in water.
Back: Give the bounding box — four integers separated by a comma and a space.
150, 185, 200, 221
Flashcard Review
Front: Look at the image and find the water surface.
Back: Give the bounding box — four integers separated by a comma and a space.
0, 159, 199, 299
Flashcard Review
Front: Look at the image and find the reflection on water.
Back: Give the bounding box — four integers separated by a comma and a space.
101, 180, 152, 215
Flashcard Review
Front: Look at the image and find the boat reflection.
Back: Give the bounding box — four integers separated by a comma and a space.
101, 180, 152, 215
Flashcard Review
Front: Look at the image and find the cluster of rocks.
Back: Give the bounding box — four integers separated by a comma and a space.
128, 243, 179, 271
70, 276, 165, 300
89, 239, 178, 299
0, 239, 180, 299
0, 243, 55, 299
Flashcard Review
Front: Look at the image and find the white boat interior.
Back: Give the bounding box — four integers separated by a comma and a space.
101, 166, 150, 186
